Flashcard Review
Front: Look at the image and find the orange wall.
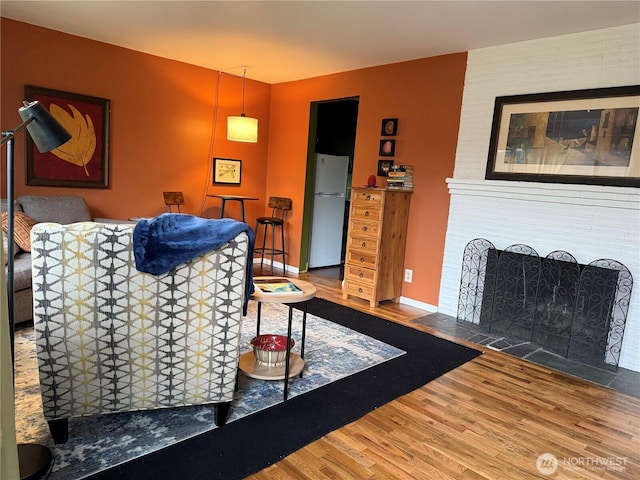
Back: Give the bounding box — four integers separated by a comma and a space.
269, 54, 467, 305
1, 18, 271, 224
2, 18, 467, 307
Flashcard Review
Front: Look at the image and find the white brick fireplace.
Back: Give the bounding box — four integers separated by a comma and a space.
439, 24, 640, 372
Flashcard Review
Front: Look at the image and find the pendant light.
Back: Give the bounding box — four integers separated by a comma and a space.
227, 67, 258, 143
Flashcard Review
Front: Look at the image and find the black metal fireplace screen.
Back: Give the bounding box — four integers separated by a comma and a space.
457, 238, 633, 371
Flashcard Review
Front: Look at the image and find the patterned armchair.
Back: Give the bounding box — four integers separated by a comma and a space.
30, 222, 250, 444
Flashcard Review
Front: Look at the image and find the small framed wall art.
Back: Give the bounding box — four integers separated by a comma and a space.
379, 139, 396, 156
377, 159, 394, 176
381, 118, 398, 136
213, 157, 242, 184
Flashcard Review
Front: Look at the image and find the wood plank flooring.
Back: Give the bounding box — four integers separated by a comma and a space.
248, 268, 640, 479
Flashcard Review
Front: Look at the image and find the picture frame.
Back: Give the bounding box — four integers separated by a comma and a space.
379, 139, 396, 157
377, 159, 394, 177
24, 85, 110, 188
213, 157, 242, 184
381, 118, 398, 136
486, 85, 640, 187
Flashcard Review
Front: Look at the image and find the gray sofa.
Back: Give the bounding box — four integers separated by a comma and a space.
2, 195, 92, 325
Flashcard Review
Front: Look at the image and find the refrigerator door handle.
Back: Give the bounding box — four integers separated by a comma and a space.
316, 192, 345, 197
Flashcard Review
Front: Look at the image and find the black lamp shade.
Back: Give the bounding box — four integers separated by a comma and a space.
18, 101, 71, 153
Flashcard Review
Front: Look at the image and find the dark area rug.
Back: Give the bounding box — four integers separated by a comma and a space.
87, 298, 481, 480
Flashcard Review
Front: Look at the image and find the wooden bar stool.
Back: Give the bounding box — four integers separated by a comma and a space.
163, 192, 184, 213
254, 197, 292, 275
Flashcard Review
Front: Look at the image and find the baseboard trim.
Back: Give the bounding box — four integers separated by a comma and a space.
399, 296, 437, 312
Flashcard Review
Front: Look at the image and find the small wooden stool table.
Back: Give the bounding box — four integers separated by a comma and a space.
239, 277, 316, 401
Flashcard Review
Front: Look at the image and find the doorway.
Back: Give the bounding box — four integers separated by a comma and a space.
300, 98, 359, 279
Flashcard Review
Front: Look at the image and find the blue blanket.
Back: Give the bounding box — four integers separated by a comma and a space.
133, 214, 255, 312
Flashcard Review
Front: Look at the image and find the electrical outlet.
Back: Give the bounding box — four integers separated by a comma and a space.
404, 269, 413, 283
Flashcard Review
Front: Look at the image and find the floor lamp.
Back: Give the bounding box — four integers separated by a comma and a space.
1, 101, 71, 480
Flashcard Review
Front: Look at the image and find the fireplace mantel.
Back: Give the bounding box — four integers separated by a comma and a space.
446, 178, 639, 210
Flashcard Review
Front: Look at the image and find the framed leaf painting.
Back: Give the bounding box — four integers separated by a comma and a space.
24, 85, 110, 188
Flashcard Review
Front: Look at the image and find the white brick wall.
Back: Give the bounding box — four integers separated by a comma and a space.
440, 25, 640, 371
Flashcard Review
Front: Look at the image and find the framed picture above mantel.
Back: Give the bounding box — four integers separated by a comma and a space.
485, 85, 640, 187
24, 85, 110, 188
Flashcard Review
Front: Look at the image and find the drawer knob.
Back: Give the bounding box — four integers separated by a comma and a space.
358, 287, 363, 293
362, 226, 367, 232
361, 241, 366, 247
360, 257, 365, 263
359, 272, 364, 278
366, 195, 371, 200
365, 211, 369, 216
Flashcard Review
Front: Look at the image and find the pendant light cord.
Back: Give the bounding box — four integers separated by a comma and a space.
241, 66, 247, 116
200, 70, 222, 216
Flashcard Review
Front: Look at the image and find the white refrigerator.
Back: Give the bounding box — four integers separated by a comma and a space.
309, 154, 349, 268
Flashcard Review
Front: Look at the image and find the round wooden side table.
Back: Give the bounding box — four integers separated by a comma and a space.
239, 277, 316, 401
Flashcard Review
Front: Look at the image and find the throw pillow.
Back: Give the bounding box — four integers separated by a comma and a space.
1, 211, 38, 252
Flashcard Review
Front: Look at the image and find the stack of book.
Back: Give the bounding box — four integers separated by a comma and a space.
386, 164, 414, 191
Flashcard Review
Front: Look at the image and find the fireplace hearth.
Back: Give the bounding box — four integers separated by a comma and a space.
457, 239, 632, 371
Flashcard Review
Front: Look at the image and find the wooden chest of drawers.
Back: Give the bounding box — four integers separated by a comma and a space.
342, 187, 412, 307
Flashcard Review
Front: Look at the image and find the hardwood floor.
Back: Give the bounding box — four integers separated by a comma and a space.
248, 268, 640, 479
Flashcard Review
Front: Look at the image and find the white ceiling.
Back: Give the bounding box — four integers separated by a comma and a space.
2, 1, 639, 84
